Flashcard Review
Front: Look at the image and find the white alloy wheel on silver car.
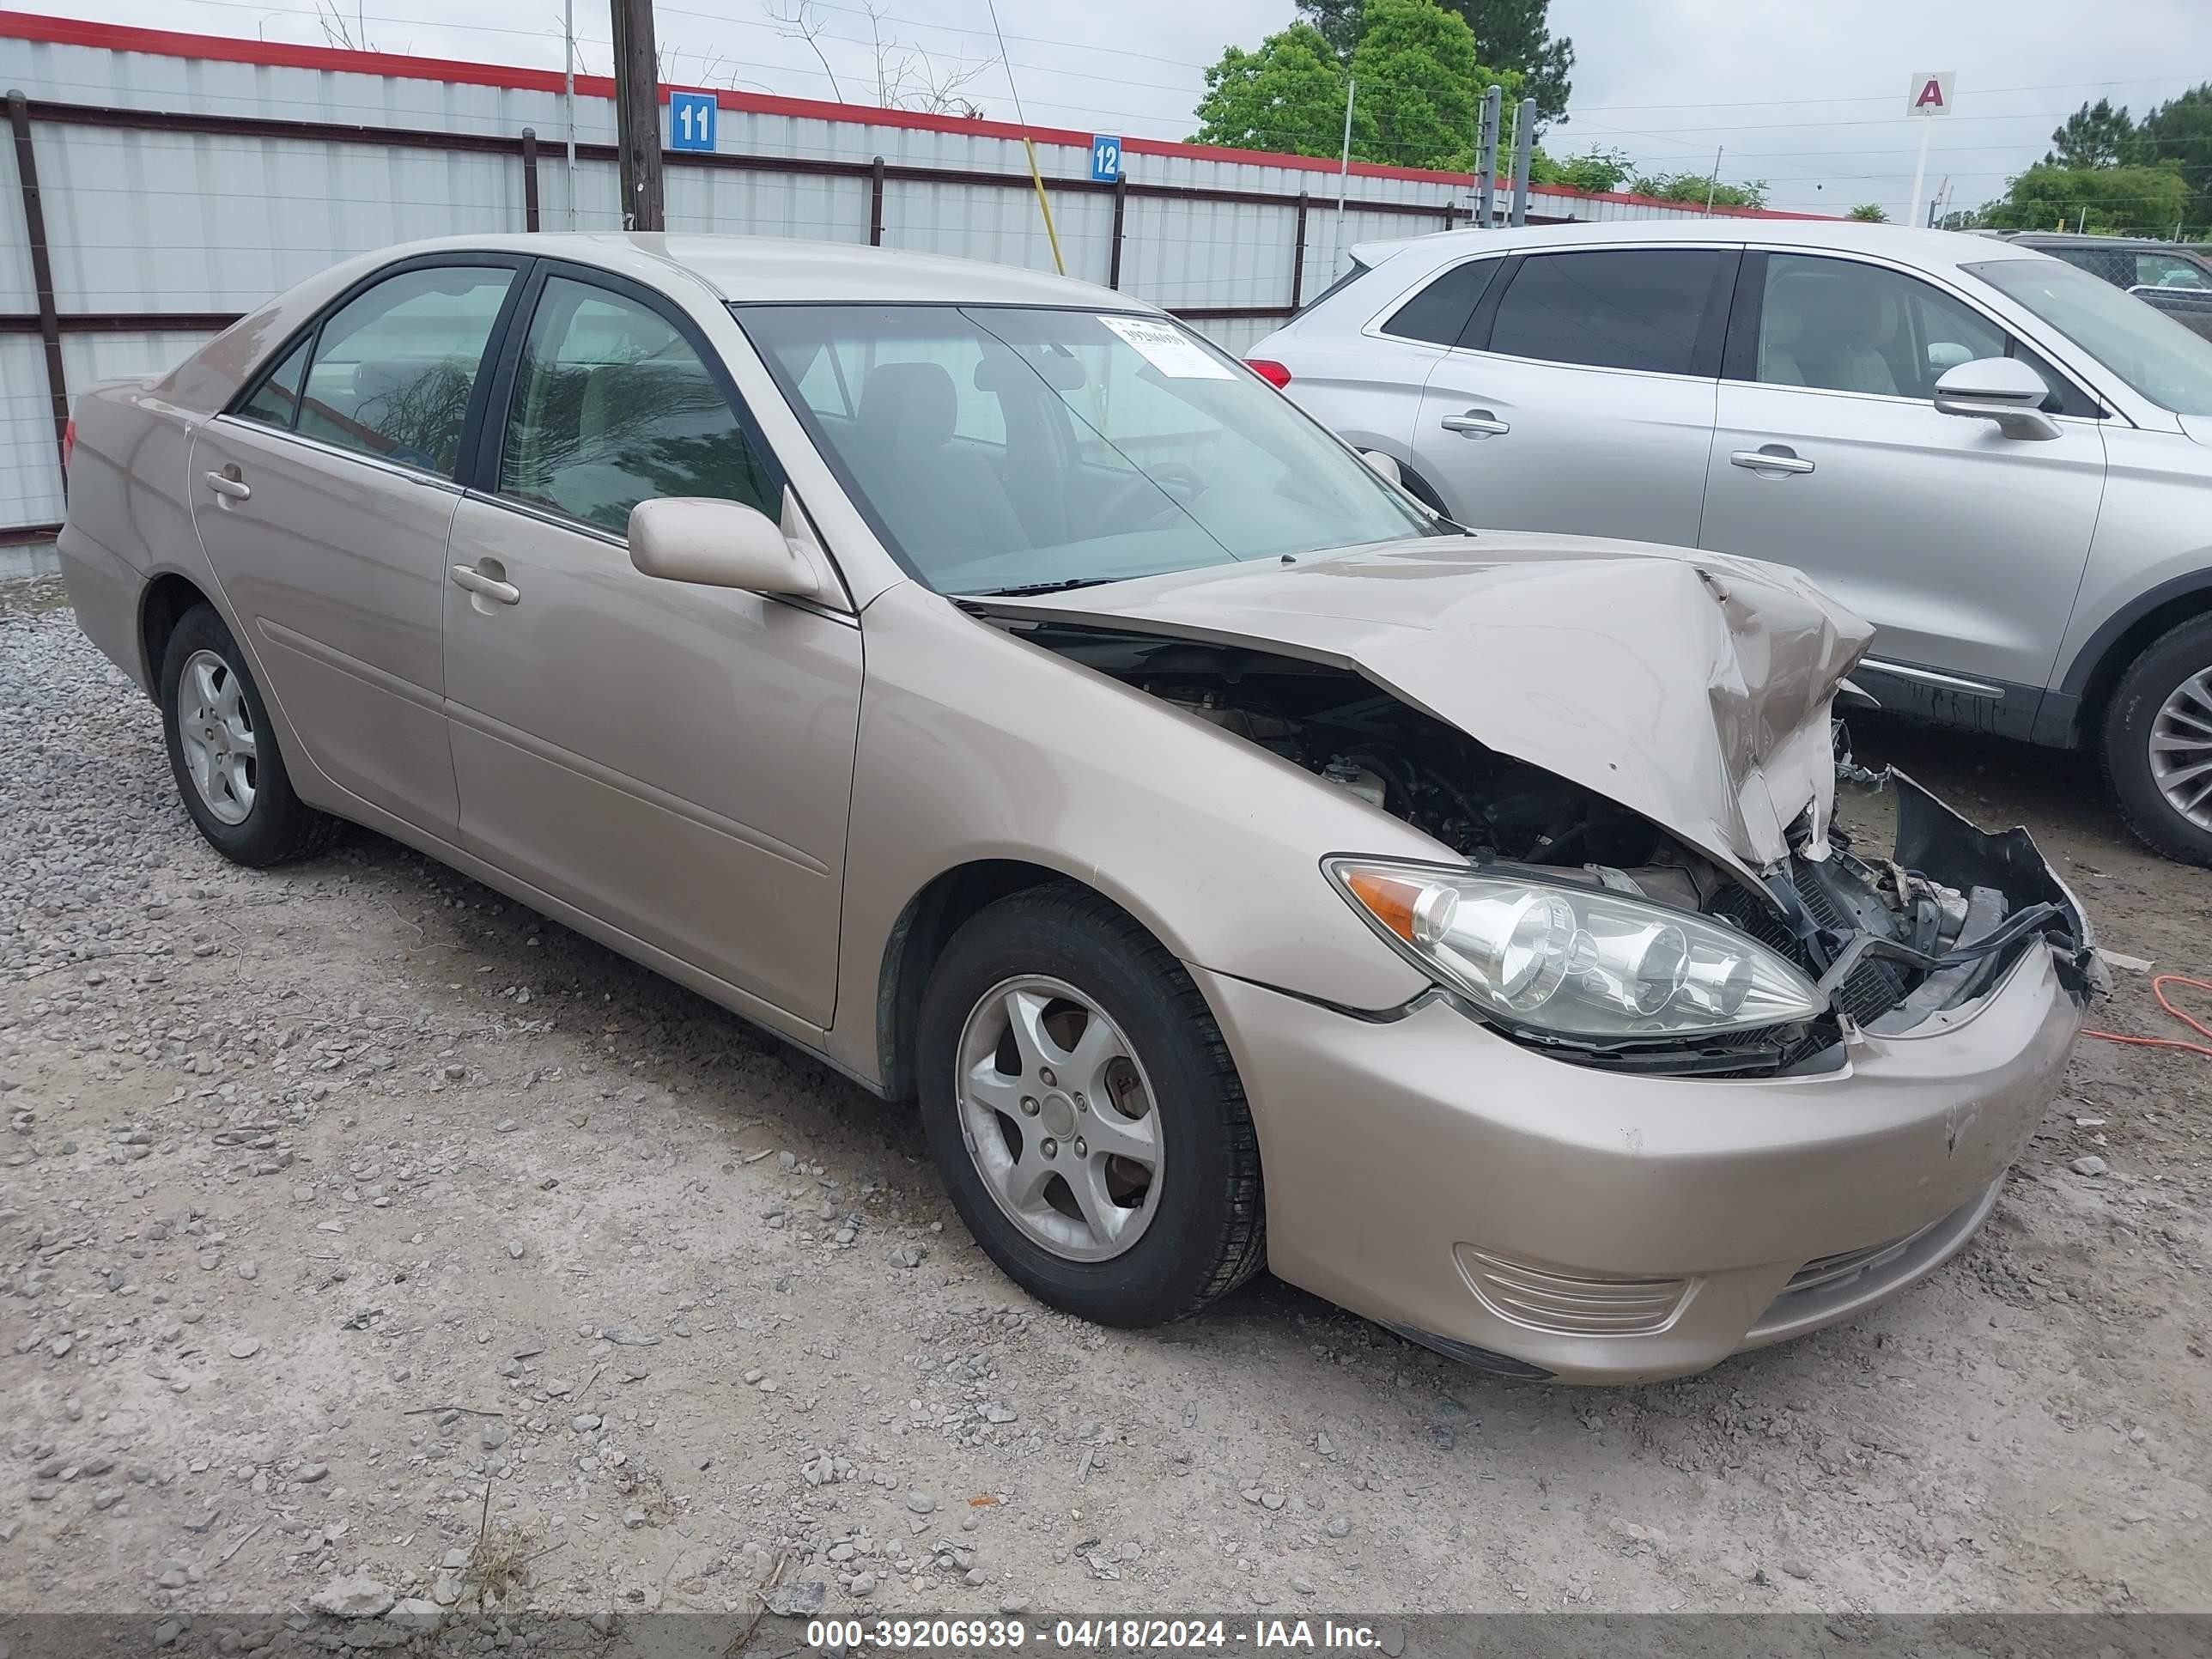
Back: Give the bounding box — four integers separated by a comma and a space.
2105, 613, 2212, 867
2150, 667, 2212, 832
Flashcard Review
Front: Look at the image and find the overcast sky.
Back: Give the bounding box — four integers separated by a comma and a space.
52, 0, 2212, 219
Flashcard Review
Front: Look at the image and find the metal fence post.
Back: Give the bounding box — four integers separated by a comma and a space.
1108, 173, 1128, 289
520, 125, 541, 232
6, 89, 69, 486
869, 155, 885, 246
1289, 190, 1310, 312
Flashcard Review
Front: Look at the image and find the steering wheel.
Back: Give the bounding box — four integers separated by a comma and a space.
1101, 461, 1208, 532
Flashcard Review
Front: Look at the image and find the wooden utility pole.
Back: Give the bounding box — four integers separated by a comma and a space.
610, 0, 664, 231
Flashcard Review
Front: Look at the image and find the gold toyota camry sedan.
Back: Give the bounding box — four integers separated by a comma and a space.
55, 234, 2103, 1382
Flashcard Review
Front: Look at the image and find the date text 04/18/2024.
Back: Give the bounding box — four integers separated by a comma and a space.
804, 1620, 1400, 1651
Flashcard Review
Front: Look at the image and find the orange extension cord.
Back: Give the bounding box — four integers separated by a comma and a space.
2083, 974, 2212, 1060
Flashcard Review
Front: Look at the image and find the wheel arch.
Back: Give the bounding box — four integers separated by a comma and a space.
2047, 573, 2212, 746
137, 568, 217, 697
873, 858, 1179, 1103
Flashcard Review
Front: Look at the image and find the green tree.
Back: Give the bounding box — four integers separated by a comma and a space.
1188, 21, 1371, 156
2135, 83, 2212, 235
1295, 0, 1574, 126
1296, 0, 1364, 56
1528, 144, 1631, 192
1981, 162, 2190, 236
1847, 203, 1889, 222
2045, 98, 2136, 169
1190, 0, 1516, 173
1627, 169, 1770, 210
1349, 0, 1491, 169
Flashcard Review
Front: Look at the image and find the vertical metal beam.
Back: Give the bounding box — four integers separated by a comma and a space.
869, 155, 885, 246
1108, 174, 1128, 289
520, 125, 541, 232
1475, 85, 1501, 229
1508, 98, 1535, 228
1288, 191, 1310, 312
5, 90, 69, 483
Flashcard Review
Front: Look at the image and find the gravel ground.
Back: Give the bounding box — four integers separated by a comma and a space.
3, 575, 2209, 1638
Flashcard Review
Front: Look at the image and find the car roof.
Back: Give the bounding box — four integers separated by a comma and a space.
1346, 216, 2055, 280
376, 231, 1150, 310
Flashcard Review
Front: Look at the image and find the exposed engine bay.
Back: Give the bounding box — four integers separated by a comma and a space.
1004, 621, 2101, 1076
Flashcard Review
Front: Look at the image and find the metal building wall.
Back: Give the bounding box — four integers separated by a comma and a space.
0, 20, 1825, 540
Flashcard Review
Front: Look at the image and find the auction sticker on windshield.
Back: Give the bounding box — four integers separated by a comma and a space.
1102, 315, 1236, 378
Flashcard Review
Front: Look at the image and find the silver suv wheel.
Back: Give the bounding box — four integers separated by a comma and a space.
2150, 668, 2212, 831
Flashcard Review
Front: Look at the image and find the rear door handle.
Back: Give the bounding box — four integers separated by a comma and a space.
1729, 446, 1814, 476
1440, 410, 1510, 438
202, 469, 252, 501
449, 564, 520, 605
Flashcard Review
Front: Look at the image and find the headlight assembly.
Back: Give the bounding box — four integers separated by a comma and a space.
1328, 858, 1827, 1040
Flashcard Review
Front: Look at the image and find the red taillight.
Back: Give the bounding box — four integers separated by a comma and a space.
60, 416, 76, 473
1245, 358, 1292, 388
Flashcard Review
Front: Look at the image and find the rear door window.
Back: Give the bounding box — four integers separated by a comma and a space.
289, 265, 514, 477
1486, 248, 1729, 375
1380, 258, 1502, 346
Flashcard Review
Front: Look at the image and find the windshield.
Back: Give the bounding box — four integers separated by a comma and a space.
736, 304, 1432, 594
1968, 257, 2212, 415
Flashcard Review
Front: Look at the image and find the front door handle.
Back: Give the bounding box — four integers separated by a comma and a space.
202, 467, 252, 501
1440, 410, 1510, 438
449, 563, 520, 605
1729, 445, 1814, 476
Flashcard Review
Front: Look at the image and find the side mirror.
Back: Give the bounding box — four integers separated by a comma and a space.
629, 496, 822, 599
1932, 357, 2062, 441
1359, 449, 1404, 486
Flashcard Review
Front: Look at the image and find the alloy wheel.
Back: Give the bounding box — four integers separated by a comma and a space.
2151, 667, 2212, 831
177, 648, 258, 826
952, 975, 1164, 1262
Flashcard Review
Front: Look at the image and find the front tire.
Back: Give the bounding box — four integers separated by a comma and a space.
2103, 614, 2212, 867
159, 603, 343, 867
916, 885, 1266, 1327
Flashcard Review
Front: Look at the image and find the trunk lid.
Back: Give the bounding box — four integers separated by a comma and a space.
969, 534, 1875, 881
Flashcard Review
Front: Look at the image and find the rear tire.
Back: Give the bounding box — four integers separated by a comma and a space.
2103, 614, 2212, 866
159, 603, 344, 867
916, 884, 1266, 1327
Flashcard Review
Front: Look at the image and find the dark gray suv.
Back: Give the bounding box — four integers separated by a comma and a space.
2001, 234, 2212, 342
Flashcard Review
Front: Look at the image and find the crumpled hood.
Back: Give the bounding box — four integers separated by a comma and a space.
973, 534, 1875, 880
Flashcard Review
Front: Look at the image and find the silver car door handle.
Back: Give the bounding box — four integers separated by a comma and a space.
1440, 410, 1510, 437
449, 564, 520, 605
202, 470, 252, 500
1729, 447, 1815, 475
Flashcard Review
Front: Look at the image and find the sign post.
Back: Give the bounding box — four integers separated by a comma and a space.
1089, 135, 1122, 185
1905, 72, 1954, 228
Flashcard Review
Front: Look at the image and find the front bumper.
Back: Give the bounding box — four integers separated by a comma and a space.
1199, 894, 2087, 1385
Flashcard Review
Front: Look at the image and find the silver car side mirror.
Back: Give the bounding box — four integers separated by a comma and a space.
629, 496, 823, 599
1932, 357, 2062, 441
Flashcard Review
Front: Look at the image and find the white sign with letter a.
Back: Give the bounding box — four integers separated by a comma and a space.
1907, 72, 1956, 118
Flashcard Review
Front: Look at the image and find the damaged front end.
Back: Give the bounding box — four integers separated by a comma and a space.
981, 614, 2100, 1079
1698, 745, 2103, 1073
